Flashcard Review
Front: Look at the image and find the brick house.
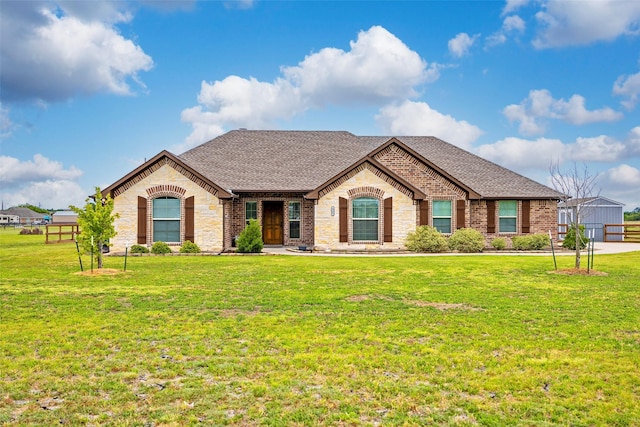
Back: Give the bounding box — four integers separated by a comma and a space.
102, 130, 563, 252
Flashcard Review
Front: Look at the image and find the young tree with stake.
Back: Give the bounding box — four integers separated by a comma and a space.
549, 162, 599, 269
70, 187, 119, 269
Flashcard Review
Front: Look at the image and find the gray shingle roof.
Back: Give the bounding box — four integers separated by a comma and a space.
178, 130, 562, 199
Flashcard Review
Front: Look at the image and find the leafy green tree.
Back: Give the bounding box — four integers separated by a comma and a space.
69, 187, 119, 269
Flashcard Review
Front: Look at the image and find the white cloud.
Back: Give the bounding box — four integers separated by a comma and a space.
180, 26, 438, 149
605, 164, 640, 185
503, 15, 526, 33
283, 26, 430, 105
486, 15, 526, 47
0, 154, 83, 184
0, 154, 86, 209
533, 0, 640, 48
0, 1, 153, 103
613, 70, 640, 110
503, 89, 623, 136
599, 164, 640, 209
475, 137, 565, 170
566, 136, 627, 162
476, 126, 640, 172
1, 180, 88, 210
375, 100, 483, 149
502, 0, 530, 16
448, 33, 480, 58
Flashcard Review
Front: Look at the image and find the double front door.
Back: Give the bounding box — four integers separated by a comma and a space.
262, 201, 283, 245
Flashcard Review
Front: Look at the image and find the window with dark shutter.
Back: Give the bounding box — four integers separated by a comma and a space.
487, 200, 496, 233
384, 197, 392, 242
185, 196, 194, 242
521, 200, 530, 234
339, 197, 348, 242
137, 196, 147, 244
456, 200, 466, 229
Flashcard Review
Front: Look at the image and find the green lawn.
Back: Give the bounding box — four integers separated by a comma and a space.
1, 230, 639, 426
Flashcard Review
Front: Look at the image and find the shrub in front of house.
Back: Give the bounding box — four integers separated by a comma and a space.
130, 244, 149, 254
180, 240, 201, 254
448, 228, 485, 253
491, 237, 506, 250
236, 219, 263, 253
405, 225, 449, 253
562, 225, 589, 250
151, 241, 172, 255
512, 233, 550, 250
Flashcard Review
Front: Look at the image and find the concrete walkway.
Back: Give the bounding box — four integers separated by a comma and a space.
263, 242, 640, 257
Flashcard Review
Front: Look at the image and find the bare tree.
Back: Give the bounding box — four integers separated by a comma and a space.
549, 162, 599, 269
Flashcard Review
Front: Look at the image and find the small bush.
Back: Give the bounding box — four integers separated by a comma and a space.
405, 226, 449, 253
180, 240, 201, 254
237, 219, 263, 253
491, 237, 506, 250
151, 241, 172, 254
448, 228, 485, 253
562, 224, 589, 250
512, 233, 550, 251
130, 244, 149, 254
19, 228, 43, 235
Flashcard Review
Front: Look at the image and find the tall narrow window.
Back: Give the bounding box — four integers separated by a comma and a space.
288, 202, 301, 239
499, 200, 517, 232
245, 201, 257, 225
352, 197, 378, 241
153, 197, 180, 242
433, 200, 452, 233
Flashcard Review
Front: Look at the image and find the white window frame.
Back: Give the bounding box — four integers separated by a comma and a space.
432, 200, 452, 234
288, 201, 301, 240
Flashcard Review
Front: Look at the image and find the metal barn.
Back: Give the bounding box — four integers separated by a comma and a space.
558, 197, 625, 242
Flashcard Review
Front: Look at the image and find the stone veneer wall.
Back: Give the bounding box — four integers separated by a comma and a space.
227, 193, 314, 247
111, 164, 224, 252
314, 167, 415, 251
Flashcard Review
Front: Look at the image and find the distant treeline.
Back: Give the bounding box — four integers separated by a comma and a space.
625, 208, 640, 221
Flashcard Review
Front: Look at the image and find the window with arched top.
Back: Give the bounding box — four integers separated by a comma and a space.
153, 197, 180, 242
352, 197, 379, 241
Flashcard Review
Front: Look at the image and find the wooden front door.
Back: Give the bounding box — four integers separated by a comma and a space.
263, 202, 283, 245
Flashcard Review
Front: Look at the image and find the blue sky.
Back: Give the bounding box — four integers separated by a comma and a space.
1, 0, 639, 210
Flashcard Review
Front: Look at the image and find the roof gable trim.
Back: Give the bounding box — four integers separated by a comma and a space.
305, 156, 427, 201
370, 138, 481, 199
102, 150, 235, 199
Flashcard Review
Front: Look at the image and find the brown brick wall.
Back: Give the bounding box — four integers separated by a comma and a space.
374, 143, 558, 245
226, 192, 314, 247
472, 199, 558, 247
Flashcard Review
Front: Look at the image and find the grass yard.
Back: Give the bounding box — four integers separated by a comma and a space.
1, 230, 639, 426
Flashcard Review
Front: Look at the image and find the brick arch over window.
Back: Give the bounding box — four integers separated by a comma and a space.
137, 185, 194, 245
339, 187, 393, 244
